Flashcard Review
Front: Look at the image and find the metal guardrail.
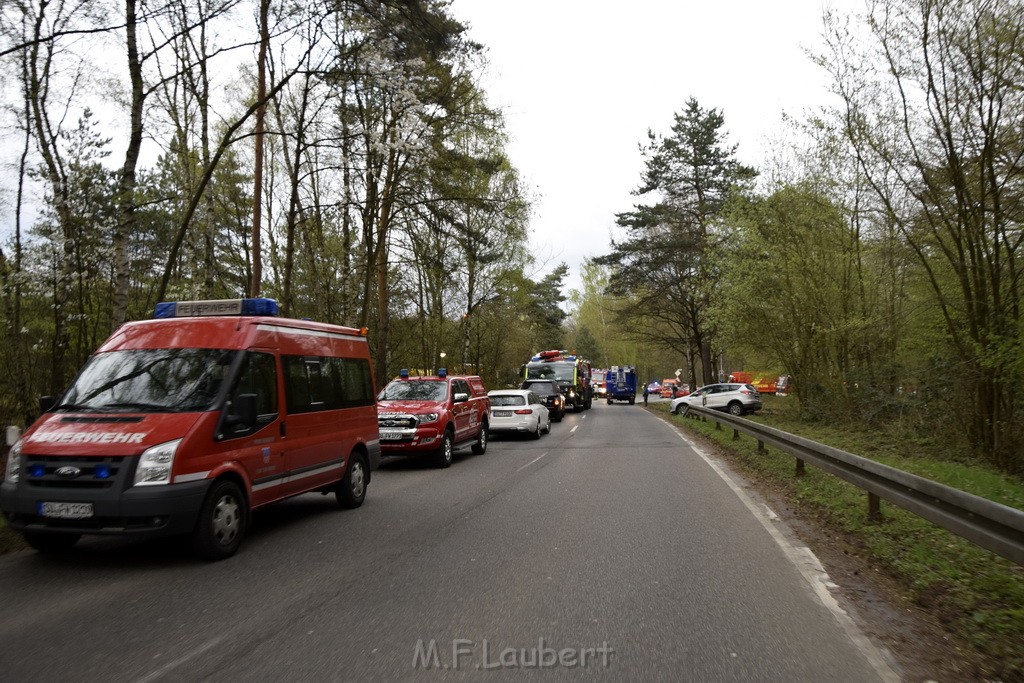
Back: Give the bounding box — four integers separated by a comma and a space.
679, 405, 1024, 566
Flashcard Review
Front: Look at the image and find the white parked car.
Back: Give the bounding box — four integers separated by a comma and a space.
487, 389, 551, 439
670, 383, 763, 416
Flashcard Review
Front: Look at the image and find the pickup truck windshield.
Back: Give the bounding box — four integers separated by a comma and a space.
525, 361, 575, 382
58, 348, 237, 413
379, 380, 448, 401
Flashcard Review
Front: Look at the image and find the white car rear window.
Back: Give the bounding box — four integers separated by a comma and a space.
491, 395, 526, 406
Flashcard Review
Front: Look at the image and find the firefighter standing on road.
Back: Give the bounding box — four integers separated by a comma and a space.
643, 383, 650, 406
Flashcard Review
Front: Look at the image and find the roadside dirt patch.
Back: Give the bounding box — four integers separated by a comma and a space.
0, 527, 27, 555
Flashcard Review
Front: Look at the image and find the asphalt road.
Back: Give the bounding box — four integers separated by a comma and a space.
0, 399, 898, 681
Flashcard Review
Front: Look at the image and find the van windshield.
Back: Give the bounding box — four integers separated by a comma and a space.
57, 349, 237, 413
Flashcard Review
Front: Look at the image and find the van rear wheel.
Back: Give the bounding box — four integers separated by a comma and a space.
191, 480, 247, 561
336, 454, 367, 509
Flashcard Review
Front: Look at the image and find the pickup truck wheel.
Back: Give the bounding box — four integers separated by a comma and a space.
728, 401, 744, 416
433, 431, 454, 468
336, 454, 367, 509
24, 531, 80, 554
471, 424, 488, 455
191, 479, 247, 561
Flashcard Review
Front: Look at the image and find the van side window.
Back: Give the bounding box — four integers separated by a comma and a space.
319, 357, 374, 409
230, 351, 278, 417
284, 356, 326, 414
283, 354, 374, 412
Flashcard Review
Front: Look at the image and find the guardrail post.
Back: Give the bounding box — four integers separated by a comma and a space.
757, 440, 765, 453
715, 420, 722, 431
868, 493, 882, 522
732, 428, 739, 441
795, 458, 805, 476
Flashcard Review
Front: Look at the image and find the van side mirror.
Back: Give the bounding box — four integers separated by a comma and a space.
39, 396, 56, 413
226, 393, 258, 429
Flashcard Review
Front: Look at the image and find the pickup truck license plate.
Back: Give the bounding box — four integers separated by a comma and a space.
38, 501, 94, 519
378, 429, 404, 441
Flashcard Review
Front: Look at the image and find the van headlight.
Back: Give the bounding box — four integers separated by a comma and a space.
133, 439, 181, 486
4, 440, 21, 483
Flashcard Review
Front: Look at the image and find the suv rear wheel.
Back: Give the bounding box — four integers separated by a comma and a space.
471, 424, 488, 455
728, 401, 744, 416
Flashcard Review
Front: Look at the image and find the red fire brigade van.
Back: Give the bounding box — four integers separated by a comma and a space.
0, 298, 380, 560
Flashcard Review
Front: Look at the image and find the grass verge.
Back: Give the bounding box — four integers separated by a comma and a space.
652, 396, 1024, 680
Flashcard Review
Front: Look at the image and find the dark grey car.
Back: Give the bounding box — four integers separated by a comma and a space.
520, 379, 566, 421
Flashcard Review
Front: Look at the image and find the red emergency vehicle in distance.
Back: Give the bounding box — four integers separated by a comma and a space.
728, 371, 779, 394
376, 369, 490, 468
0, 298, 381, 560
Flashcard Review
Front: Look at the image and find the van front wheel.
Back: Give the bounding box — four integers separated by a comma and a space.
336, 455, 367, 509
191, 480, 247, 561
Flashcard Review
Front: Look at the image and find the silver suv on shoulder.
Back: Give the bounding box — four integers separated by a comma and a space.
670, 383, 762, 416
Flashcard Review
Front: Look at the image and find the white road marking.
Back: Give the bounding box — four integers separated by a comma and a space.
570, 425, 579, 433
135, 634, 230, 683
517, 452, 549, 472
660, 420, 900, 683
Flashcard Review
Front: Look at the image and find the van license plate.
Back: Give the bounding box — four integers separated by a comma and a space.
38, 501, 94, 519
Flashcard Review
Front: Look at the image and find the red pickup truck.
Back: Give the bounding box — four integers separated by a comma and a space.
376, 369, 490, 467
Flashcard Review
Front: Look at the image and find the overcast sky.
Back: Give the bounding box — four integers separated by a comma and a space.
448, 0, 863, 294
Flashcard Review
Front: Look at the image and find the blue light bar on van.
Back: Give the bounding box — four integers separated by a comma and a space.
153, 298, 279, 319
